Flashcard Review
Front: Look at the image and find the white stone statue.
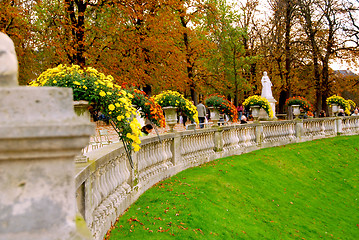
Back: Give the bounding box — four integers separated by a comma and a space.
0, 32, 18, 86
261, 71, 273, 100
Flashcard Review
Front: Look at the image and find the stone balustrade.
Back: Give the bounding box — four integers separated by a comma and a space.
303, 117, 337, 138
76, 116, 359, 240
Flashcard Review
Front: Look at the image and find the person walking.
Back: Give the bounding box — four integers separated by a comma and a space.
237, 104, 243, 121
319, 110, 326, 118
196, 100, 206, 128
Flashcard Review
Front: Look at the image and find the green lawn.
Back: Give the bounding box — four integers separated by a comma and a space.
106, 136, 359, 239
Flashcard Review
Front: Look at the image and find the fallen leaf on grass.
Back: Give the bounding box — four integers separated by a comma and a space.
193, 228, 204, 234
158, 228, 170, 232
178, 225, 188, 230
127, 217, 144, 225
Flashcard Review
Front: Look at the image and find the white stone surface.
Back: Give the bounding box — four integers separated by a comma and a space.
260, 72, 277, 119
0, 87, 94, 240
261, 72, 273, 100
0, 32, 18, 86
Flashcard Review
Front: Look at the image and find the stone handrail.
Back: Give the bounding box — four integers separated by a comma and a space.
75, 116, 359, 239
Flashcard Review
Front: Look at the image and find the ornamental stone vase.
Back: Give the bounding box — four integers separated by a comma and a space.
73, 100, 91, 163
208, 107, 220, 126
163, 106, 177, 132
331, 103, 339, 116
250, 105, 260, 121
291, 105, 301, 119
73, 100, 91, 121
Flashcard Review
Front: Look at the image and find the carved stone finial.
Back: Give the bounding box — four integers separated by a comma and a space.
0, 32, 19, 87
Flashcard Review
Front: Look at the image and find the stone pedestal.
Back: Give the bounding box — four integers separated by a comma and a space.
0, 87, 94, 240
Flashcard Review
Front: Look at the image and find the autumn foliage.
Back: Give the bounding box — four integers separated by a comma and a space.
2, 0, 359, 114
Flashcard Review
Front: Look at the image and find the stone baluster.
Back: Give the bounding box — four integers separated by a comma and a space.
188, 136, 195, 160
236, 128, 242, 147
243, 127, 249, 146
290, 122, 296, 139
344, 117, 353, 133
209, 132, 215, 151
246, 127, 253, 146
243, 128, 248, 146
166, 139, 174, 164
180, 135, 186, 156
349, 117, 355, 132
222, 130, 229, 150
282, 123, 287, 140
182, 135, 189, 161
355, 117, 359, 132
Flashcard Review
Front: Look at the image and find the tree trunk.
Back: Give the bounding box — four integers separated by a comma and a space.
180, 14, 197, 104
64, 0, 87, 67
284, 0, 293, 99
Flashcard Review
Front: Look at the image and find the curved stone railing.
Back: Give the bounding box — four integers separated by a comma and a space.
75, 116, 359, 239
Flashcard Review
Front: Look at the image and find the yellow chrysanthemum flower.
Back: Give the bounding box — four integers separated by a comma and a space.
108, 104, 115, 111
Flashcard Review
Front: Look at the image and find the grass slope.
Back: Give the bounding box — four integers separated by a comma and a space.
107, 136, 359, 239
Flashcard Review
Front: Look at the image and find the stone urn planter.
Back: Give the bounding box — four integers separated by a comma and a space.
331, 103, 339, 116
250, 105, 260, 121
291, 105, 301, 119
73, 100, 90, 163
73, 100, 91, 121
208, 107, 220, 126
163, 106, 177, 132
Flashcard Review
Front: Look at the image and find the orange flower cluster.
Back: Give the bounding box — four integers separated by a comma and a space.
204, 94, 238, 122
130, 88, 166, 128
285, 96, 313, 112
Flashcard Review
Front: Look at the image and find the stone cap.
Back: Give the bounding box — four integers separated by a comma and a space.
0, 87, 83, 125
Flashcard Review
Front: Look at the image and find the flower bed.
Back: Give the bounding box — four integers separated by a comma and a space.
153, 90, 199, 124
29, 64, 142, 151
204, 94, 238, 122
243, 95, 273, 118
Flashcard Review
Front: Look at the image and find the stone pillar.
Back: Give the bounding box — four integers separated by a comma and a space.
171, 133, 181, 166
0, 33, 94, 240
0, 87, 94, 240
336, 117, 343, 135
214, 128, 224, 152
255, 123, 263, 146
268, 98, 277, 119
295, 119, 304, 140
